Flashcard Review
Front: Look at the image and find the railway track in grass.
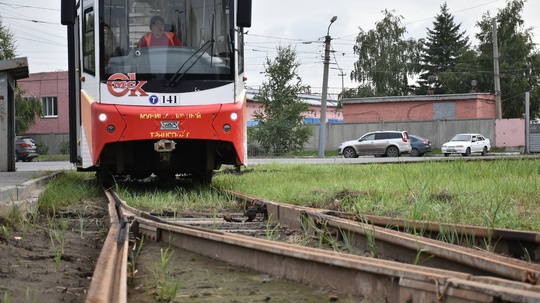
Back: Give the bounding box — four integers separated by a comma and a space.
88, 186, 540, 302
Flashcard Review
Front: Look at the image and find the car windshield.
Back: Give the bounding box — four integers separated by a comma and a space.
450, 134, 471, 141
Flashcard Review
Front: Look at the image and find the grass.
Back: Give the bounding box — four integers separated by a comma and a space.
212, 158, 540, 231
117, 185, 239, 213
37, 172, 100, 214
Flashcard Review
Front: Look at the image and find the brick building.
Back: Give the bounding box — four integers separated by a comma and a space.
18, 71, 69, 134
341, 93, 496, 122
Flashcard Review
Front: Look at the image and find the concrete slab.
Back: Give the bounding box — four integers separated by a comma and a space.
0, 171, 62, 217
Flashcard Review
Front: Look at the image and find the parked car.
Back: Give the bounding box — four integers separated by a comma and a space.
409, 135, 433, 157
15, 136, 39, 162
441, 133, 490, 157
338, 130, 411, 158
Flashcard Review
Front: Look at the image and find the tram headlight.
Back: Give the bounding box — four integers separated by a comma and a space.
107, 125, 116, 133
99, 113, 107, 122
230, 112, 238, 121
223, 124, 231, 133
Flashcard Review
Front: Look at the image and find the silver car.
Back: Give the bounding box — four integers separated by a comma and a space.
338, 131, 412, 158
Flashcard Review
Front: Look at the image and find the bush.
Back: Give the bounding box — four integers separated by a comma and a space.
59, 141, 70, 154
36, 142, 49, 155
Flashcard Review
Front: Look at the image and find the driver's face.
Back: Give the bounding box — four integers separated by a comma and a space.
151, 21, 165, 37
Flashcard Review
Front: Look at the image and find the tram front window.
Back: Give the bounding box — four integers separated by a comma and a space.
102, 0, 233, 80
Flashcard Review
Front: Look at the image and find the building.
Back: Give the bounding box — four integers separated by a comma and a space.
246, 88, 342, 126
341, 93, 496, 122
19, 71, 69, 134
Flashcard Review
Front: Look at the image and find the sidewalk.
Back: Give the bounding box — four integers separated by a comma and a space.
0, 170, 62, 217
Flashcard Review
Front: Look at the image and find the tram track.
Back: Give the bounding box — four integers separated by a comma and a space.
88, 186, 540, 302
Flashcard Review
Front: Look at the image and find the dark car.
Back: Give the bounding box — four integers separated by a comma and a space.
15, 136, 39, 162
409, 135, 433, 157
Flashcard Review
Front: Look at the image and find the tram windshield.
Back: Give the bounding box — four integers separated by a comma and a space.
101, 0, 233, 80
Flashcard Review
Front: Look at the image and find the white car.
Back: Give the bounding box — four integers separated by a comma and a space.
338, 130, 412, 158
441, 133, 491, 157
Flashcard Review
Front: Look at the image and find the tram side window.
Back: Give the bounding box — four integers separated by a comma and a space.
237, 30, 244, 75
83, 8, 96, 75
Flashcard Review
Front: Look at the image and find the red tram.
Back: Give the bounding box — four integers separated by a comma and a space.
61, 0, 252, 184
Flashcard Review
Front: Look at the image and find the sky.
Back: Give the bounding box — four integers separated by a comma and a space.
1, 0, 539, 95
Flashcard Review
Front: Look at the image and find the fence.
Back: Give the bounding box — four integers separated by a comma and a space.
27, 118, 526, 156
304, 118, 525, 152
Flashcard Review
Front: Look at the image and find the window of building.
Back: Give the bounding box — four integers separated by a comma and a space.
42, 96, 58, 118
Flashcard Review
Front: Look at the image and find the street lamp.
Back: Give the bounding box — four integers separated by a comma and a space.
318, 16, 337, 158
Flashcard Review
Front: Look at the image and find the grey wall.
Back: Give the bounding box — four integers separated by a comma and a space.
306, 118, 497, 152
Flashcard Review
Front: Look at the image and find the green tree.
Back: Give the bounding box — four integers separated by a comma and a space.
0, 15, 42, 133
15, 88, 41, 135
0, 16, 16, 60
475, 0, 540, 118
416, 2, 471, 95
350, 10, 422, 96
250, 45, 312, 156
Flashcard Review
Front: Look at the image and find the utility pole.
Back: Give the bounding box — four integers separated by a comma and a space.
318, 16, 337, 158
492, 18, 502, 119
338, 69, 346, 98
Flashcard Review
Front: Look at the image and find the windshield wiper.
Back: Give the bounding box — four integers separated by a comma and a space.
166, 39, 215, 87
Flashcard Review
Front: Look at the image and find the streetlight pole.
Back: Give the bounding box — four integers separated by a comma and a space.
318, 16, 337, 158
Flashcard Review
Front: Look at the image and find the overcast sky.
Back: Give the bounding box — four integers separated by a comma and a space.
1, 0, 539, 93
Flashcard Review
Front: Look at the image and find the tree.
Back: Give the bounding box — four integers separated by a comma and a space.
0, 16, 42, 134
416, 2, 471, 95
0, 16, 16, 60
475, 0, 540, 119
15, 88, 41, 135
350, 10, 422, 96
250, 45, 312, 156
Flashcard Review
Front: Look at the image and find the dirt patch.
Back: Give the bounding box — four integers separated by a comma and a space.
128, 241, 361, 303
0, 196, 109, 303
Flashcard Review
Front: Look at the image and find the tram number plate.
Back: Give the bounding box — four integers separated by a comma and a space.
162, 95, 178, 104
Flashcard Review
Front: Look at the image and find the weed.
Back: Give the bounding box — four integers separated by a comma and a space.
2, 225, 10, 245
3, 290, 12, 303
265, 213, 280, 241
129, 236, 145, 280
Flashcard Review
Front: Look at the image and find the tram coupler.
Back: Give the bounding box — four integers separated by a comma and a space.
154, 139, 176, 162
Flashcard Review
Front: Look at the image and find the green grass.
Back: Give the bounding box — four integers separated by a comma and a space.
213, 158, 540, 231
37, 171, 100, 213
117, 185, 239, 213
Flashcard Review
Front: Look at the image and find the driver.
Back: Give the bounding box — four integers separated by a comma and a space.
137, 15, 182, 47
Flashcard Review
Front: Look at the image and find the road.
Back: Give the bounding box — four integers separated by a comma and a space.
15, 152, 532, 172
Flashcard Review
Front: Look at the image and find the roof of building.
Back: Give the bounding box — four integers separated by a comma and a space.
342, 93, 494, 104
246, 88, 339, 107
0, 57, 29, 80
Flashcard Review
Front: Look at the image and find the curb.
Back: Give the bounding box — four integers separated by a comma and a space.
0, 171, 63, 218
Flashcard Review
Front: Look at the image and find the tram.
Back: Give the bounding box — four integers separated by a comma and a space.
61, 0, 252, 184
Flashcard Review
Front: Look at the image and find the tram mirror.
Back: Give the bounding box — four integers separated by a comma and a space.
236, 0, 252, 28
61, 0, 75, 25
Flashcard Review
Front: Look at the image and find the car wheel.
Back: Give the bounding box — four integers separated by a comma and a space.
462, 147, 471, 157
444, 153, 450, 157
343, 147, 357, 158
481, 146, 488, 156
410, 148, 419, 157
385, 146, 399, 157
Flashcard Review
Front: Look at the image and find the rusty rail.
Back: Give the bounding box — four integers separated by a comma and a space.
85, 190, 129, 303
225, 189, 540, 285
108, 189, 540, 302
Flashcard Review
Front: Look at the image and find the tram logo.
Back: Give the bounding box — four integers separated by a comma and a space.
160, 121, 180, 130
107, 73, 148, 97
